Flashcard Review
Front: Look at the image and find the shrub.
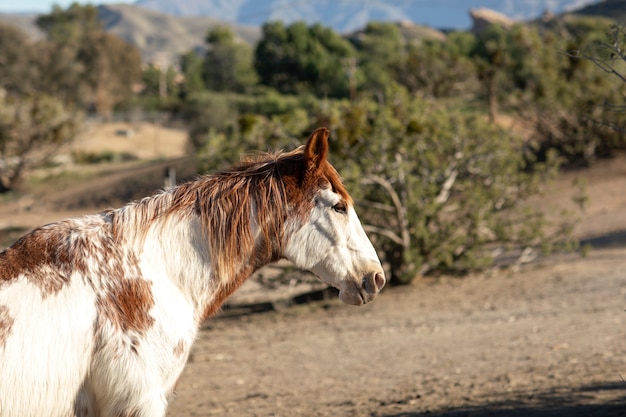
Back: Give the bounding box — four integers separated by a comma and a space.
322, 88, 573, 283
194, 87, 576, 284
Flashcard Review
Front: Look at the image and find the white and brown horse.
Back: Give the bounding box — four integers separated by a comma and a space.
0, 128, 385, 417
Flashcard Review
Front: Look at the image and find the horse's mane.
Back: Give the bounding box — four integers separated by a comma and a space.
108, 145, 351, 293
183, 150, 298, 283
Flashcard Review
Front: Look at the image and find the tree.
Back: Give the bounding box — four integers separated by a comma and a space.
141, 64, 178, 98
203, 26, 258, 93
79, 31, 142, 114
35, 4, 99, 105
189, 85, 574, 284
470, 24, 513, 122
323, 88, 569, 283
524, 17, 625, 166
36, 3, 101, 44
394, 35, 477, 98
180, 50, 206, 98
35, 3, 142, 115
565, 23, 626, 106
0, 24, 40, 96
254, 21, 355, 97
0, 94, 80, 192
351, 22, 405, 97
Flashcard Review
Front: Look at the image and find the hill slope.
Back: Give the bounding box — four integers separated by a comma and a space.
573, 0, 626, 23
135, 0, 600, 32
98, 3, 260, 65
0, 1, 611, 67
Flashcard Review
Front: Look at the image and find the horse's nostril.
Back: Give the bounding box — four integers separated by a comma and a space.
363, 272, 386, 294
374, 272, 386, 292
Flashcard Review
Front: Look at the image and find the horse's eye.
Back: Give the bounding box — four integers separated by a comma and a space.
332, 202, 347, 214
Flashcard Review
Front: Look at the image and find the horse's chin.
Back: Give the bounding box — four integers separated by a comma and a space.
338, 284, 381, 306
338, 289, 367, 306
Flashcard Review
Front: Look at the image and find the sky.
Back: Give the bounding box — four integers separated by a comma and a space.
0, 0, 133, 13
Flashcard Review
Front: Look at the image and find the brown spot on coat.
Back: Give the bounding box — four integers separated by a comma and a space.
97, 278, 155, 335
0, 222, 95, 296
0, 305, 14, 348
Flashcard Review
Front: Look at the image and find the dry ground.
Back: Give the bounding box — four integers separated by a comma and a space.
170, 248, 626, 417
1, 124, 625, 416
71, 121, 189, 160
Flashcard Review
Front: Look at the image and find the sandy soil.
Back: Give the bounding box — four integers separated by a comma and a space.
169, 248, 626, 417
1, 125, 625, 416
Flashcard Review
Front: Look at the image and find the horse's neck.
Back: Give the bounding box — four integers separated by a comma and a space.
137, 213, 208, 314
134, 198, 266, 323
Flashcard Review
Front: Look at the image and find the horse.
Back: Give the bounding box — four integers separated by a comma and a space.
0, 127, 385, 417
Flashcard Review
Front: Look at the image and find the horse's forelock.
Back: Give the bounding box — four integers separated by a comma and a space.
319, 161, 352, 205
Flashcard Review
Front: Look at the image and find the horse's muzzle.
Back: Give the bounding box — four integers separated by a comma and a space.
338, 270, 386, 306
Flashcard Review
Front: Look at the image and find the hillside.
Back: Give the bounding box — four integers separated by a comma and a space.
0, 4, 262, 67
0, 13, 42, 39
573, 0, 626, 23
1, 1, 615, 67
0, 3, 444, 67
135, 0, 600, 32
97, 3, 261, 66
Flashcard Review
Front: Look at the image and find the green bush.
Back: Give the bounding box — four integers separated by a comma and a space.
319, 88, 572, 283
71, 150, 138, 164
185, 89, 320, 152
194, 87, 577, 284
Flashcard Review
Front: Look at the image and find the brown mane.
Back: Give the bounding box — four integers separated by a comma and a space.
109, 144, 350, 318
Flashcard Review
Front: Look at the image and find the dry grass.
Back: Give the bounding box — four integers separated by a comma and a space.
71, 121, 188, 160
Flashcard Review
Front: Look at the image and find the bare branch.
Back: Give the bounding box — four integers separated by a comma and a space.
434, 166, 458, 205
361, 173, 411, 250
563, 49, 626, 84
586, 115, 626, 134
602, 98, 626, 113
361, 174, 402, 214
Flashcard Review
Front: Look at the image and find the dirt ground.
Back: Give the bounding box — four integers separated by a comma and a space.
169, 248, 626, 417
1, 125, 626, 416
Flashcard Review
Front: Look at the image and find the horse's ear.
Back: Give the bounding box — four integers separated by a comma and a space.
304, 127, 330, 172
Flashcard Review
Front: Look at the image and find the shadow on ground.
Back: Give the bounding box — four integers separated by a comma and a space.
380, 381, 626, 417
580, 229, 626, 249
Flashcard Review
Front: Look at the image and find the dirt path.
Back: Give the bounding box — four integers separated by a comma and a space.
168, 248, 626, 416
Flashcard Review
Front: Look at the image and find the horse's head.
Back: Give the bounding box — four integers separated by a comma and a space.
282, 128, 386, 305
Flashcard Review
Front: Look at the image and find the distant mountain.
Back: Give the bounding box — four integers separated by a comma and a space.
0, 0, 611, 68
0, 13, 43, 39
97, 4, 260, 66
573, 0, 626, 23
0, 4, 262, 66
135, 0, 601, 32
0, 3, 445, 66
